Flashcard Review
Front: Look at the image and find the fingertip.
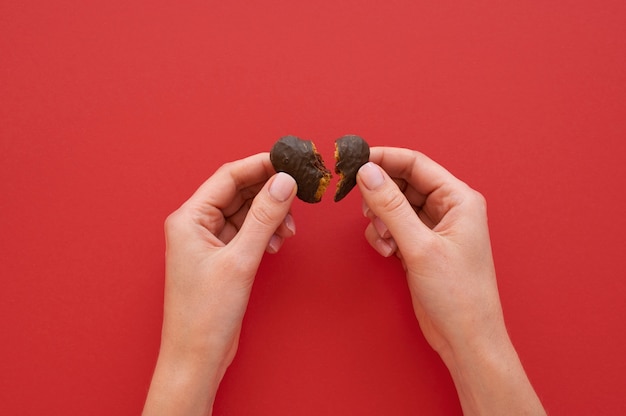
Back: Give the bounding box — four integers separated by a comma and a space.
359, 161, 430, 250
361, 199, 373, 219
235, 173, 295, 257
374, 237, 395, 258
273, 213, 297, 240
269, 172, 297, 202
373, 216, 391, 239
358, 162, 385, 190
364, 223, 397, 258
266, 234, 283, 254
284, 213, 296, 235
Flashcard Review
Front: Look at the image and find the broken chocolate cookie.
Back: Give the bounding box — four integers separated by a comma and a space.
334, 135, 370, 202
270, 135, 332, 203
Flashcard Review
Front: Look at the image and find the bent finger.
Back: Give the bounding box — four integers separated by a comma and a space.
365, 223, 397, 258
232, 172, 297, 260
357, 162, 431, 250
369, 147, 478, 227
368, 147, 456, 198
188, 153, 275, 213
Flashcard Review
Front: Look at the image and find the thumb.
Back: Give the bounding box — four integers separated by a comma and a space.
232, 172, 297, 257
357, 162, 430, 251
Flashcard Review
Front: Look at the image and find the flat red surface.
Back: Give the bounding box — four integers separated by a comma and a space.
2, 1, 626, 414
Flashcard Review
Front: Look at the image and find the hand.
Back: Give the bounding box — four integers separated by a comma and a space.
357, 147, 545, 415
143, 153, 297, 416
357, 147, 500, 356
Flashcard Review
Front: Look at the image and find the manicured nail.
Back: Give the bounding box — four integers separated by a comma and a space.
269, 172, 296, 202
373, 217, 391, 239
284, 213, 296, 235
361, 200, 372, 218
375, 238, 394, 257
267, 234, 282, 253
359, 162, 385, 190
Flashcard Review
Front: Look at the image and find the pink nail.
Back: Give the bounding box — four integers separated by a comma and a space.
375, 238, 394, 257
359, 162, 385, 190
284, 213, 296, 235
269, 172, 296, 202
373, 217, 390, 239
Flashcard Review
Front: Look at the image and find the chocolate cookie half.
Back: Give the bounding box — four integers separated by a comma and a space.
334, 135, 370, 202
270, 136, 332, 203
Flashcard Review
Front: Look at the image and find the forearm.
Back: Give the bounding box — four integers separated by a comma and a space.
440, 333, 546, 416
142, 345, 228, 416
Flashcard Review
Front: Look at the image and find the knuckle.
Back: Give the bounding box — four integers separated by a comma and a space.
378, 188, 408, 215
163, 208, 194, 252
468, 188, 488, 213
164, 209, 185, 236
249, 200, 276, 228
215, 161, 240, 185
218, 160, 235, 172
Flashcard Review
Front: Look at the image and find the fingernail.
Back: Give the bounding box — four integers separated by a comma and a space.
284, 213, 296, 235
373, 217, 390, 239
267, 234, 282, 254
375, 238, 394, 257
269, 172, 295, 202
359, 162, 385, 190
361, 200, 371, 218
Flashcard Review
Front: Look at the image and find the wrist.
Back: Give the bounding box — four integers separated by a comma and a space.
438, 330, 545, 416
143, 338, 233, 416
438, 321, 512, 370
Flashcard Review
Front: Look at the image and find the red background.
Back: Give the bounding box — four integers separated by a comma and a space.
2, 0, 625, 414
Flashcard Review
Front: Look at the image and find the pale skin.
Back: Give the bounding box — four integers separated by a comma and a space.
142, 147, 546, 416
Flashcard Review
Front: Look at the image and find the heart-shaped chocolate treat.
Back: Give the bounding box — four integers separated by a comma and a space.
333, 135, 370, 202
269, 135, 370, 203
270, 135, 332, 203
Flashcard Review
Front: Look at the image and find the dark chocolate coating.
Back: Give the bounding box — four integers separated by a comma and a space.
270, 136, 332, 203
334, 135, 370, 202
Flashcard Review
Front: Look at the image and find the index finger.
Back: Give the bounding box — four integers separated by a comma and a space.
187, 152, 276, 215
368, 147, 471, 227
369, 147, 457, 197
